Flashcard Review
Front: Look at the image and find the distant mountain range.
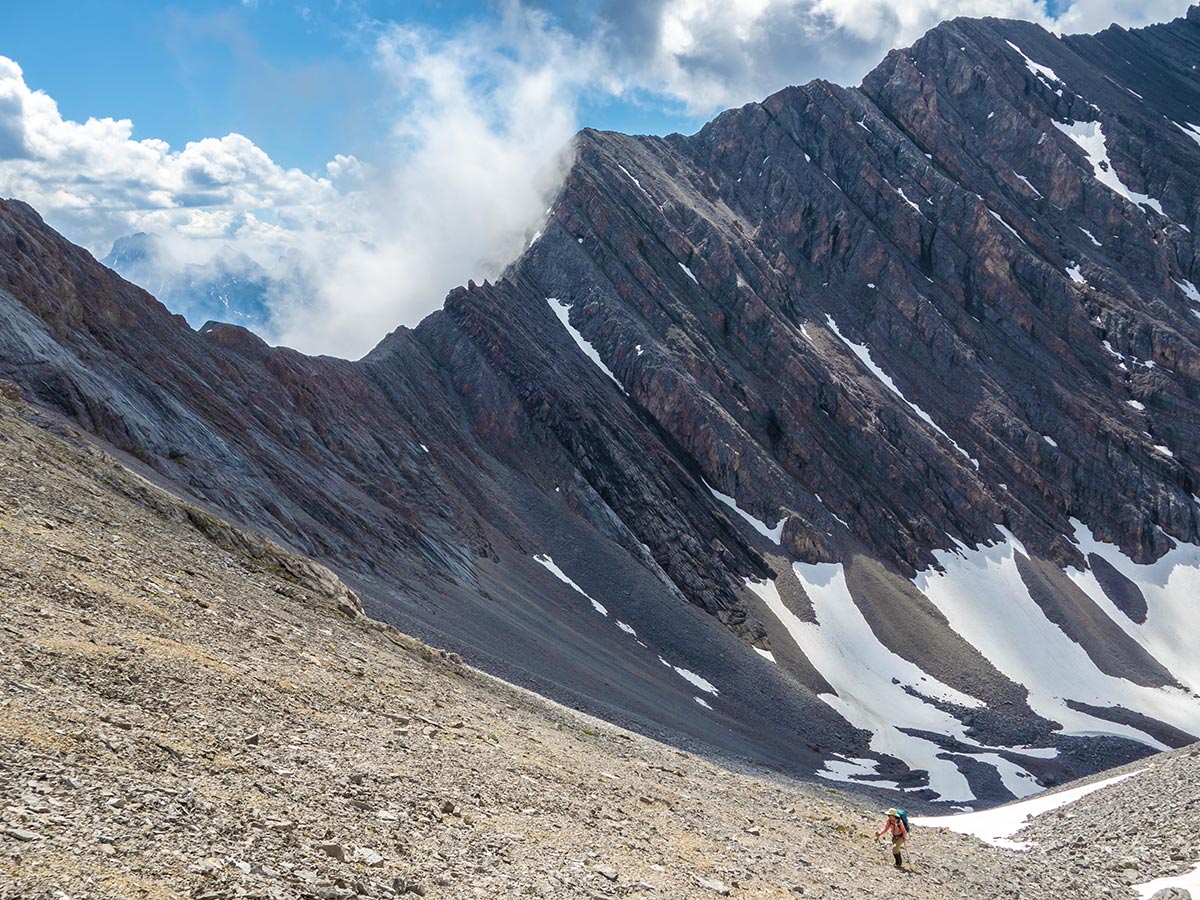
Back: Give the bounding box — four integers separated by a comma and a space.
3, 9, 1200, 807
101, 232, 275, 332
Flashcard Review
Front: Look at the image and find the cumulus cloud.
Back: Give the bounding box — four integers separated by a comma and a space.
0, 0, 1192, 358
539, 0, 1191, 114
0, 7, 590, 359
271, 5, 591, 355
0, 55, 353, 270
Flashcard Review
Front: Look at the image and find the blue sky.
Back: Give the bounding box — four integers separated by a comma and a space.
0, 0, 1190, 357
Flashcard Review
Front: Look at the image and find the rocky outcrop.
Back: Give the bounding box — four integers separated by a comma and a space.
2, 12, 1200, 802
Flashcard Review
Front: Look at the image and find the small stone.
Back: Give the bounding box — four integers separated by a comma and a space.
316, 842, 346, 862
696, 876, 730, 895
1148, 890, 1192, 900
596, 866, 619, 881
4, 828, 40, 842
351, 847, 384, 867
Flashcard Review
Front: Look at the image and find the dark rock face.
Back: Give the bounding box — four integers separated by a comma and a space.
2, 12, 1200, 806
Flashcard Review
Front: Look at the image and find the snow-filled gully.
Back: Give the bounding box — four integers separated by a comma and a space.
915, 528, 1200, 750
741, 518, 1200, 806
746, 570, 1045, 805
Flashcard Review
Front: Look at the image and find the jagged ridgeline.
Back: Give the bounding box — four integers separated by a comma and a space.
1, 10, 1199, 805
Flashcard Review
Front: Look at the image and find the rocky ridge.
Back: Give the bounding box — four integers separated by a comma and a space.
1, 9, 1200, 800
1, 389, 1197, 900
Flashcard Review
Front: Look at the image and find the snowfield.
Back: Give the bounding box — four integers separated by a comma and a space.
914, 769, 1145, 849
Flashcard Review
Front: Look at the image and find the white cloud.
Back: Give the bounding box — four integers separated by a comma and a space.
272, 6, 586, 356
553, 0, 1190, 114
0, 55, 350, 269
0, 7, 586, 359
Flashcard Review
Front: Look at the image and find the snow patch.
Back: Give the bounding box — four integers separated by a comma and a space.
678, 262, 699, 285
533, 554, 608, 616
1101, 340, 1155, 371
706, 482, 786, 544
915, 769, 1145, 849
915, 528, 1200, 749
753, 647, 776, 663
747, 572, 1045, 804
818, 756, 904, 792
988, 209, 1027, 244
1174, 279, 1200, 304
547, 298, 626, 395
1066, 265, 1085, 285
1065, 518, 1200, 694
826, 316, 978, 468
1174, 120, 1200, 149
813, 493, 850, 530
1013, 172, 1042, 197
617, 163, 651, 198
1006, 41, 1065, 97
1053, 119, 1165, 215
1136, 861, 1200, 899
1080, 227, 1102, 247
657, 655, 720, 695
894, 185, 921, 212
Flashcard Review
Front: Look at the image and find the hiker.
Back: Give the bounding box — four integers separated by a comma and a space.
875, 807, 909, 869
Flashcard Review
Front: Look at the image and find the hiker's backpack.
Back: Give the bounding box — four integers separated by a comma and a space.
896, 809, 911, 833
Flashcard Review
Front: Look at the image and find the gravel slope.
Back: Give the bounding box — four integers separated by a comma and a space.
0, 390, 1196, 900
